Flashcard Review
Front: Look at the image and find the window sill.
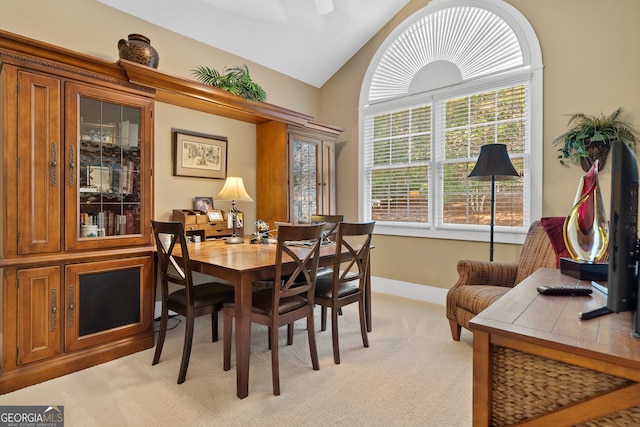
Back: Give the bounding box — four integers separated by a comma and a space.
372, 223, 527, 245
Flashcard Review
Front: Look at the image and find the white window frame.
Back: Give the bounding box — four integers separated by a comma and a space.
358, 0, 543, 244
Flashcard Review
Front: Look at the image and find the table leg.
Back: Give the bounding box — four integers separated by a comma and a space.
235, 274, 253, 399
473, 331, 491, 426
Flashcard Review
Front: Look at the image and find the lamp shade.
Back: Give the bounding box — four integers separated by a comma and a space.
215, 177, 253, 202
468, 144, 520, 181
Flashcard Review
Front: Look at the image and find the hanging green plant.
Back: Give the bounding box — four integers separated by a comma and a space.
192, 64, 267, 102
552, 107, 639, 171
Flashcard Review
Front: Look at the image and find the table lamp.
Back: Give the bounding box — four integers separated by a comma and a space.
215, 176, 253, 244
467, 144, 520, 261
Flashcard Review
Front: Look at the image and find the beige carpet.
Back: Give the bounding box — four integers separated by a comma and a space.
0, 293, 473, 426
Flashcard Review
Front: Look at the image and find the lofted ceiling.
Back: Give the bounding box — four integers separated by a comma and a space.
98, 0, 410, 88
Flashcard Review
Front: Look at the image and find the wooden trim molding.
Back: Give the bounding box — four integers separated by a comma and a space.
0, 29, 343, 131
118, 59, 314, 126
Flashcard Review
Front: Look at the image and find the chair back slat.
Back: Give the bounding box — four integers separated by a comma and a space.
152, 221, 194, 300
272, 224, 324, 310
333, 222, 375, 291
311, 214, 344, 243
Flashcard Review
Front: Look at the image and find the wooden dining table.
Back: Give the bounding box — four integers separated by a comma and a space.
177, 238, 370, 399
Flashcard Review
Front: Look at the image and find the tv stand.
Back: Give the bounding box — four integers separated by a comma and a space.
470, 268, 640, 426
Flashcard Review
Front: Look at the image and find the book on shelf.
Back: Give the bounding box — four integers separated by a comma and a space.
119, 121, 140, 147
80, 210, 136, 236
124, 210, 135, 235
111, 161, 135, 195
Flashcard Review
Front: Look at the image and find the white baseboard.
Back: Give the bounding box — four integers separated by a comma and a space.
370, 276, 447, 306
154, 276, 446, 318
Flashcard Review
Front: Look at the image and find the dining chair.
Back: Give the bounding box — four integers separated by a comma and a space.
311, 214, 344, 285
314, 221, 375, 364
311, 214, 344, 243
151, 220, 235, 384
223, 223, 324, 395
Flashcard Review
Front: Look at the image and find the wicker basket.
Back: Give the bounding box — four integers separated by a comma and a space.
491, 346, 640, 426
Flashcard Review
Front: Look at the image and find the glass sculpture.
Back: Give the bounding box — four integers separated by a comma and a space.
563, 159, 609, 261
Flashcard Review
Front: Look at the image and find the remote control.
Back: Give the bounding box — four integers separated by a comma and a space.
536, 285, 593, 296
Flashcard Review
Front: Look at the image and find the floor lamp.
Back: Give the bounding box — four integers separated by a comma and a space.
215, 177, 253, 244
467, 144, 520, 261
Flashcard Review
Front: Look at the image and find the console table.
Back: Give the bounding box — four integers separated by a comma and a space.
470, 268, 640, 426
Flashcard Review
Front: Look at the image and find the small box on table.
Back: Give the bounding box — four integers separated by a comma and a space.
560, 257, 608, 281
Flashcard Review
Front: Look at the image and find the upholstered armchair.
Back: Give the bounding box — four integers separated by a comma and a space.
446, 218, 566, 341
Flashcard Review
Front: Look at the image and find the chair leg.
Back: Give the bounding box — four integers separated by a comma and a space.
177, 314, 195, 384
223, 307, 233, 371
331, 307, 341, 364
211, 309, 219, 342
320, 306, 327, 331
152, 301, 168, 366
270, 323, 280, 396
307, 309, 320, 371
449, 320, 462, 341
287, 322, 294, 345
359, 299, 369, 348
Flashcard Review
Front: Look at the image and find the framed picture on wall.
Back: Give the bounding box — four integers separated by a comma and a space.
173, 129, 228, 179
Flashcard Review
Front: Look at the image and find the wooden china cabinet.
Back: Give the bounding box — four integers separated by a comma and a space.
0, 29, 343, 394
0, 32, 155, 393
256, 121, 342, 228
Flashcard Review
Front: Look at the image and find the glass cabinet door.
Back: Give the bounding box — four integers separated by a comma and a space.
65, 83, 152, 251
290, 134, 320, 224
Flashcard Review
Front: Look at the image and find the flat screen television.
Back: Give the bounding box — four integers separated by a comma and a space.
580, 140, 640, 337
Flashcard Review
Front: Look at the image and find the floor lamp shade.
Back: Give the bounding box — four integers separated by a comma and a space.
467, 144, 520, 261
215, 177, 253, 244
468, 144, 520, 181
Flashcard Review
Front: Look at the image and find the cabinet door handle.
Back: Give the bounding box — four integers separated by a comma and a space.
68, 144, 75, 187
50, 142, 57, 186
67, 285, 75, 327
50, 288, 57, 332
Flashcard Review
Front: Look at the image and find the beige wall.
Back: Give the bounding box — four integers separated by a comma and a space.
3, 0, 640, 291
321, 0, 640, 288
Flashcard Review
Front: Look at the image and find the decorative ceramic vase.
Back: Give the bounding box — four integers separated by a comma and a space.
563, 159, 609, 261
81, 225, 98, 238
118, 34, 159, 69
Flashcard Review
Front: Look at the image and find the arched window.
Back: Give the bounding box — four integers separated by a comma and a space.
359, 0, 542, 244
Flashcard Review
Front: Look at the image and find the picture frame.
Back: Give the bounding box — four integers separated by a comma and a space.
87, 165, 112, 192
207, 209, 224, 222
193, 197, 214, 212
173, 129, 228, 179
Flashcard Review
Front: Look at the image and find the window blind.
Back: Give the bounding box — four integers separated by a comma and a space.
364, 105, 431, 224
436, 84, 527, 227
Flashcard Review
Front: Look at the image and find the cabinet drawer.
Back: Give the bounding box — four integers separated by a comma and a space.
184, 223, 201, 232
201, 223, 232, 237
